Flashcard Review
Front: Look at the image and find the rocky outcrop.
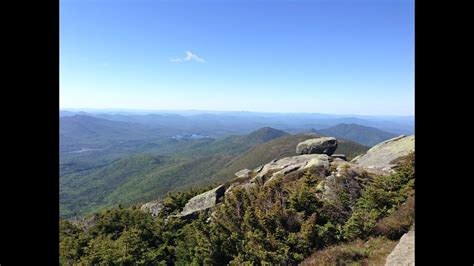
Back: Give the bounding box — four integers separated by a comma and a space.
351, 135, 414, 174
385, 230, 415, 266
178, 185, 226, 218
140, 201, 164, 217
254, 154, 330, 184
168, 136, 413, 222
296, 137, 338, 155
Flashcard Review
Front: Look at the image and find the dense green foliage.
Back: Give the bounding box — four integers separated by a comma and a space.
60, 153, 414, 265
342, 152, 415, 240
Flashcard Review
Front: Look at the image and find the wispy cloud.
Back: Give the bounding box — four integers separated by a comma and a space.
170, 51, 205, 63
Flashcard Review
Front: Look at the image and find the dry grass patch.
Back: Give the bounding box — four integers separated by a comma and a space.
300, 237, 397, 266
373, 195, 414, 240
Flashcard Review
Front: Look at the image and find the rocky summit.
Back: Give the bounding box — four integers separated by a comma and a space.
296, 137, 338, 156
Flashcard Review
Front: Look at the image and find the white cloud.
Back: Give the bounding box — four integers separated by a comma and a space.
170, 51, 205, 63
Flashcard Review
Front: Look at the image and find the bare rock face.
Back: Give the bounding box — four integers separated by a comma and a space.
296, 137, 338, 156
385, 230, 415, 266
179, 185, 226, 218
351, 135, 414, 174
140, 201, 164, 217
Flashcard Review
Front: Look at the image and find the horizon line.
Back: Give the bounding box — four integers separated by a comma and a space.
60, 107, 414, 118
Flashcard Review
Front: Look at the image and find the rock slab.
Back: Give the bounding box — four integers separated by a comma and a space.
351, 135, 414, 173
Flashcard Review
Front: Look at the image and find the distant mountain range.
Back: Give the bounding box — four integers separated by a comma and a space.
60, 110, 414, 135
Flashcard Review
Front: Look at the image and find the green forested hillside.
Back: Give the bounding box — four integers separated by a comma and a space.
60, 127, 290, 218
60, 129, 368, 219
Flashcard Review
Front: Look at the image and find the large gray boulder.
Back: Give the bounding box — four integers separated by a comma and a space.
179, 185, 226, 218
140, 201, 164, 217
351, 135, 414, 174
296, 137, 338, 155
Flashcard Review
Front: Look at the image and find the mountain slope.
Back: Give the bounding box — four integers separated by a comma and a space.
317, 123, 397, 146
60, 153, 236, 218
60, 127, 290, 218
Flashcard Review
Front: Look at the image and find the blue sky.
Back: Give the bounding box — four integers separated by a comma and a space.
60, 0, 414, 115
